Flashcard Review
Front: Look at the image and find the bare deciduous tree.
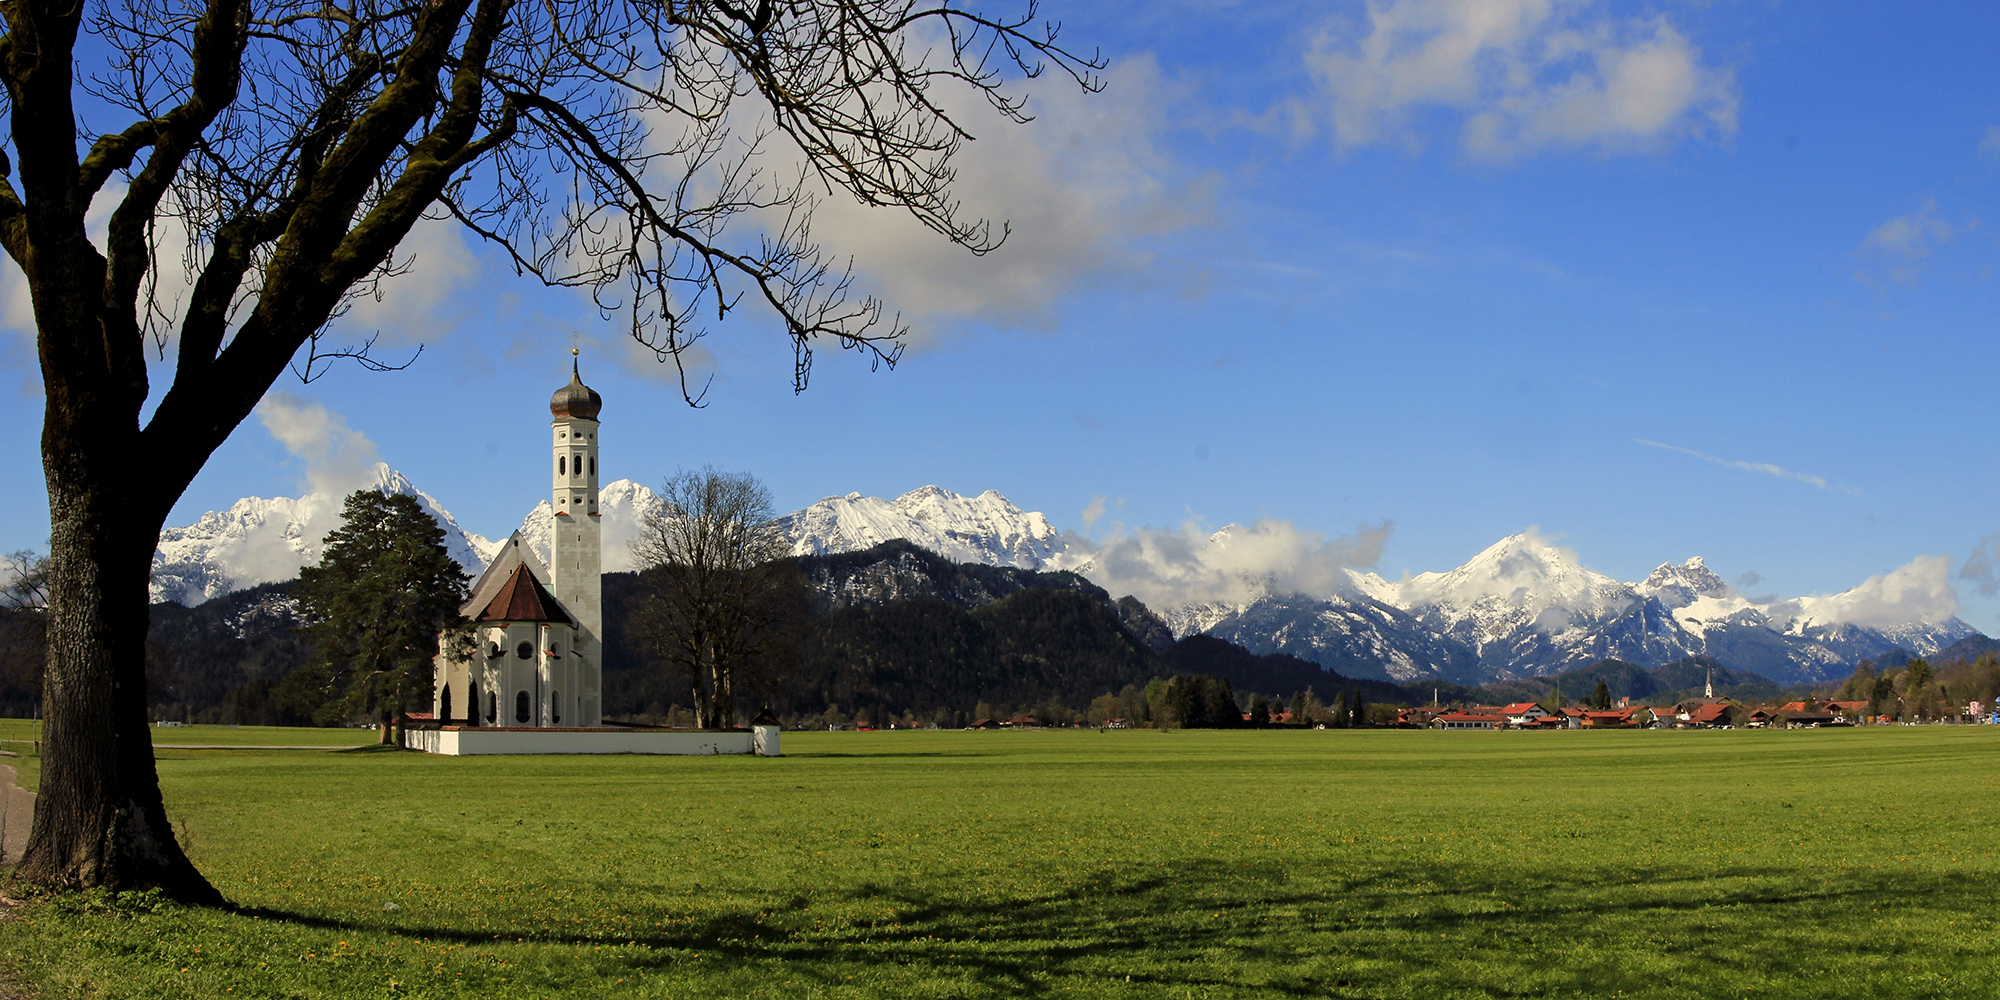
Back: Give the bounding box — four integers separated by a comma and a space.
630, 467, 803, 730
0, 0, 1100, 899
0, 551, 50, 710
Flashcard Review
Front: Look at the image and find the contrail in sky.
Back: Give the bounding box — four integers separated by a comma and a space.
1637, 440, 1859, 495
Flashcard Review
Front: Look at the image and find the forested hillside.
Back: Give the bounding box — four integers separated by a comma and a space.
18, 540, 1951, 727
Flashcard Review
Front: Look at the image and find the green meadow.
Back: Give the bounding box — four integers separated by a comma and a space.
3, 727, 1997, 998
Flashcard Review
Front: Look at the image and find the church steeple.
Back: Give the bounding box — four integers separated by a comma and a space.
548, 348, 603, 726
1705, 664, 1714, 699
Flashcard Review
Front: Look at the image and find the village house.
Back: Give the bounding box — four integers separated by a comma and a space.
1501, 702, 1550, 727
1682, 703, 1736, 728
1431, 712, 1505, 730
1396, 707, 1446, 727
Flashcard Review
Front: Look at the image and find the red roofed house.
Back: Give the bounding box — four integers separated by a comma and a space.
1501, 703, 1550, 727
1580, 709, 1634, 728
1683, 703, 1736, 728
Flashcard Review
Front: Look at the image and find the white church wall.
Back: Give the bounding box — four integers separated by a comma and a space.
425, 728, 756, 756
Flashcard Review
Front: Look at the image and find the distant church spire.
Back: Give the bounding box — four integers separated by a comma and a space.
1705, 664, 1714, 699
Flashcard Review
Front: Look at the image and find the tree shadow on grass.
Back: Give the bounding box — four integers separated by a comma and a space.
232, 861, 2000, 998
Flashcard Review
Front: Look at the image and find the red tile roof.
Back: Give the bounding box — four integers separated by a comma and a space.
473, 563, 574, 624
1501, 702, 1545, 715
1687, 704, 1731, 723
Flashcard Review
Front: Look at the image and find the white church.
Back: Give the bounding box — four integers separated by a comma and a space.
412, 352, 775, 756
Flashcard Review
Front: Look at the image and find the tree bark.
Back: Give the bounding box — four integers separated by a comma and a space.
12, 422, 219, 903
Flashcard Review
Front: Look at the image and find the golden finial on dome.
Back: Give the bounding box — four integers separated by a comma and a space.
551, 344, 601, 420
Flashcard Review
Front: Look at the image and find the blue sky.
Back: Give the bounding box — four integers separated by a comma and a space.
5, 0, 2000, 628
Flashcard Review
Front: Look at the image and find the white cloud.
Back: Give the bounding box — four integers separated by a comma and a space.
1071, 517, 1393, 610
336, 211, 481, 348
1980, 125, 2000, 163
1079, 496, 1108, 531
256, 392, 381, 497
807, 54, 1210, 338
1806, 555, 1958, 629
1304, 0, 1736, 159
1637, 439, 1856, 495
1959, 533, 2000, 597
2, 184, 475, 381
1863, 198, 1953, 259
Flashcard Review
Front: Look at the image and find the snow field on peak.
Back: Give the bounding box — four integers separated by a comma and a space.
150, 472, 1977, 687
774, 486, 1062, 569
151, 463, 493, 606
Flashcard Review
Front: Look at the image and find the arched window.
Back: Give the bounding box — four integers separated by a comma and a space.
589, 456, 596, 476
487, 689, 496, 723
468, 681, 481, 726
558, 455, 566, 476
515, 690, 531, 725
551, 691, 561, 725
516, 641, 533, 660
440, 686, 453, 724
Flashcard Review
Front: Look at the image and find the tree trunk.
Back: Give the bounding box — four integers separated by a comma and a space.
11, 449, 220, 903
378, 712, 393, 746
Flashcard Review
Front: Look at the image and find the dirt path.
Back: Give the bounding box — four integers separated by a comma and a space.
0, 765, 28, 866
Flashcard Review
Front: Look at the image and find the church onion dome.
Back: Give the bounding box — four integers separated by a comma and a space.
550, 350, 602, 420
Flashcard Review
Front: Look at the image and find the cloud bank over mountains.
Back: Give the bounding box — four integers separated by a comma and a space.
149, 466, 1976, 689
1069, 517, 1396, 612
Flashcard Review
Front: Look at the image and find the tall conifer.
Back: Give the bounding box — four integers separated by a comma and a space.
290, 492, 469, 743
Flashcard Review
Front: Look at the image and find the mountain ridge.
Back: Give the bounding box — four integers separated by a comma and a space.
149, 475, 1984, 686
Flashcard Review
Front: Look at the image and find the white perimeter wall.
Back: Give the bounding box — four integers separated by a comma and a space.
409, 728, 758, 756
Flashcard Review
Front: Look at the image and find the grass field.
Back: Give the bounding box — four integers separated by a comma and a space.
2, 727, 1997, 998
0, 721, 377, 795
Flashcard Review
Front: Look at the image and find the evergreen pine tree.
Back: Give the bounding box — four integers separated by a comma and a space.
289, 491, 469, 744
1591, 679, 1612, 711
1331, 690, 1348, 729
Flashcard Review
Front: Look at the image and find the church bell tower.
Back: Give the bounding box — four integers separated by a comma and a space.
549, 349, 603, 725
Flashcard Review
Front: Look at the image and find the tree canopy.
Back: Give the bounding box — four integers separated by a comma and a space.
286, 491, 468, 742
629, 467, 804, 729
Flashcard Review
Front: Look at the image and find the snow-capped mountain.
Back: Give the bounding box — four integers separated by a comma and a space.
1169, 535, 1978, 686
517, 478, 666, 574
509, 481, 1060, 575
151, 464, 496, 606
155, 477, 1059, 605
775, 486, 1063, 569
151, 472, 1982, 688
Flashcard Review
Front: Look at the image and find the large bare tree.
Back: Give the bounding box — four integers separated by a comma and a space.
0, 0, 1098, 900
630, 467, 803, 730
